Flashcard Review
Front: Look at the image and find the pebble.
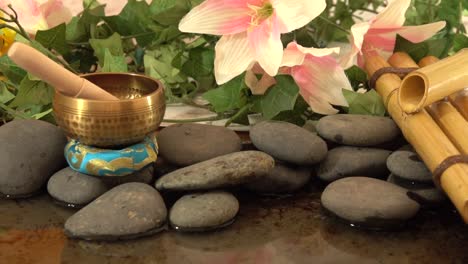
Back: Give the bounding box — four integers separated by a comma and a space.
169, 191, 239, 231
250, 121, 327, 165
387, 174, 446, 206
316, 114, 400, 146
100, 165, 154, 187
157, 123, 242, 166
64, 183, 167, 240
0, 120, 67, 198
155, 151, 274, 191
47, 167, 109, 207
321, 177, 420, 228
317, 146, 391, 182
386, 150, 433, 182
245, 163, 311, 193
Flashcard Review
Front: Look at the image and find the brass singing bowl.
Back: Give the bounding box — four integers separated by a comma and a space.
53, 73, 166, 148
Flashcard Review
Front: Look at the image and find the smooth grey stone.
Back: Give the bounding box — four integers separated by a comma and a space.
316, 114, 400, 146
100, 166, 154, 187
387, 150, 432, 182
245, 163, 311, 193
155, 151, 274, 191
158, 123, 242, 166
250, 121, 327, 165
302, 120, 317, 134
317, 146, 391, 182
387, 174, 446, 206
0, 120, 67, 197
321, 177, 420, 228
47, 167, 109, 206
169, 191, 239, 230
65, 183, 167, 240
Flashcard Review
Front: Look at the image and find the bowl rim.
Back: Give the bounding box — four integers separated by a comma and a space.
54, 72, 165, 103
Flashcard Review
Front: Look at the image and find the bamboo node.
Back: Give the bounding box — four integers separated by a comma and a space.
432, 155, 468, 189
368, 67, 418, 89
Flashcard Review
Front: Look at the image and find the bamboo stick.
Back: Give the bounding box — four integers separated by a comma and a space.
388, 54, 468, 155
365, 55, 468, 223
398, 49, 468, 114
418, 56, 439, 68
449, 89, 468, 121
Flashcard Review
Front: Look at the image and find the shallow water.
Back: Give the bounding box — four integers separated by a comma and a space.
1, 189, 467, 264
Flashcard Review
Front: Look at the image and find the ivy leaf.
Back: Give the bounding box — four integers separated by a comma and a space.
150, 0, 190, 26
35, 23, 68, 55
254, 75, 299, 119
101, 49, 128, 72
89, 33, 124, 66
203, 75, 247, 113
452, 33, 468, 53
0, 82, 15, 104
345, 65, 368, 90
0, 56, 27, 85
394, 34, 449, 61
343, 89, 386, 116
181, 48, 214, 78
9, 77, 54, 108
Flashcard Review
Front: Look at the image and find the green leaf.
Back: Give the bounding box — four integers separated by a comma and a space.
343, 89, 386, 116
150, 0, 190, 26
66, 16, 87, 42
0, 82, 15, 103
202, 75, 247, 113
9, 77, 54, 108
35, 23, 68, 55
452, 33, 468, 53
254, 75, 299, 119
101, 48, 128, 72
181, 48, 214, 78
345, 66, 368, 90
394, 34, 449, 61
89, 33, 124, 66
0, 56, 27, 85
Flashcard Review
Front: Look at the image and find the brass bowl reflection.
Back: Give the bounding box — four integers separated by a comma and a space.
53, 73, 165, 148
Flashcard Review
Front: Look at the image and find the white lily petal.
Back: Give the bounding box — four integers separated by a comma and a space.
372, 0, 411, 28
306, 96, 340, 115
179, 0, 251, 35
282, 42, 340, 67
214, 32, 254, 84
248, 17, 283, 77
393, 21, 447, 43
272, 0, 326, 32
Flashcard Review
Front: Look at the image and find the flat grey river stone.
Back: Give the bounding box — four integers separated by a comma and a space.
65, 183, 167, 240
169, 191, 239, 230
0, 120, 67, 197
318, 146, 391, 182
155, 151, 274, 191
316, 114, 400, 146
158, 123, 242, 166
250, 121, 327, 165
387, 150, 432, 182
245, 163, 311, 193
321, 177, 420, 228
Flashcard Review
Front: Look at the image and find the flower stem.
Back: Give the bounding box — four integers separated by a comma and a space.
163, 115, 224, 123
318, 15, 350, 35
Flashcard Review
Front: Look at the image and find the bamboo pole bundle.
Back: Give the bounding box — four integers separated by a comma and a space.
398, 49, 468, 114
364, 55, 468, 223
387, 53, 468, 155
449, 89, 468, 121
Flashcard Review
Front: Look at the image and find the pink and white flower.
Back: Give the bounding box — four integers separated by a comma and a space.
247, 42, 352, 115
179, 0, 327, 84
340, 0, 446, 68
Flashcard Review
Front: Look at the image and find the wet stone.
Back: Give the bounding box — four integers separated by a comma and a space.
0, 120, 67, 198
245, 163, 311, 194
65, 183, 167, 241
169, 191, 239, 231
386, 150, 432, 182
100, 165, 155, 187
387, 174, 446, 207
158, 123, 242, 166
321, 177, 420, 228
47, 167, 109, 207
155, 151, 274, 191
316, 114, 400, 146
250, 121, 327, 166
317, 146, 391, 182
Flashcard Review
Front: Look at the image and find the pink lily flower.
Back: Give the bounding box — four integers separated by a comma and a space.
283, 42, 352, 114
178, 0, 327, 85
340, 0, 446, 68
247, 42, 352, 115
